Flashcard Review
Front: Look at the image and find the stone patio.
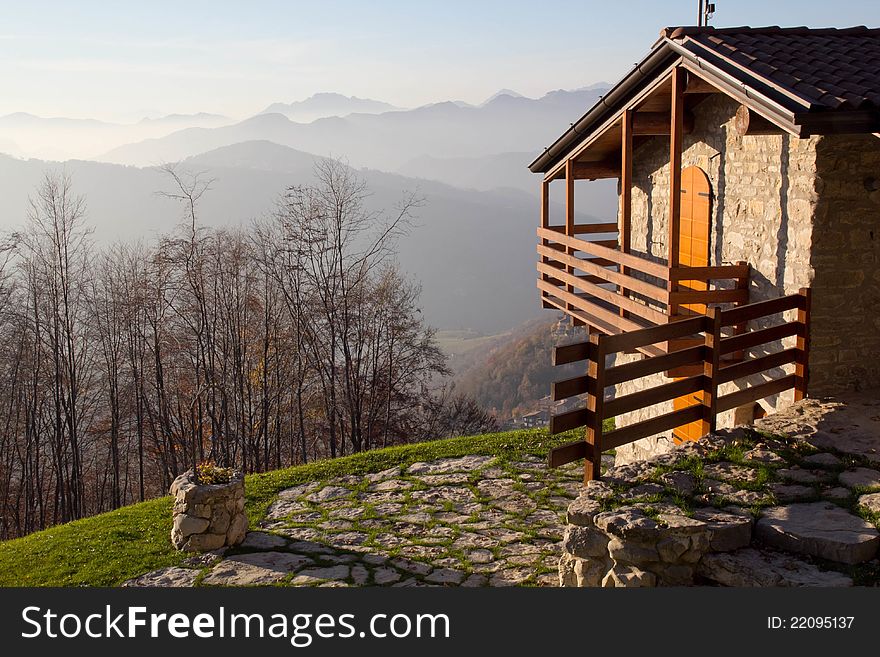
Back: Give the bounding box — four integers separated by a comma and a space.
126, 453, 609, 587
125, 392, 880, 588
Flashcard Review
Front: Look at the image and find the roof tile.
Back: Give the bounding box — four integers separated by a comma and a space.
670, 25, 880, 111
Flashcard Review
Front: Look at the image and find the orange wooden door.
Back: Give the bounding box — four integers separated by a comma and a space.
673, 166, 711, 442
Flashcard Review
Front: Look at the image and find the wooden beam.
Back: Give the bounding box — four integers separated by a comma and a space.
571, 159, 620, 180
735, 105, 785, 136
584, 333, 604, 482
553, 341, 596, 366
565, 159, 577, 320
684, 72, 720, 94
550, 407, 594, 434
548, 439, 593, 468
794, 287, 811, 401
633, 111, 695, 135
540, 179, 552, 308
667, 67, 685, 316
619, 109, 633, 318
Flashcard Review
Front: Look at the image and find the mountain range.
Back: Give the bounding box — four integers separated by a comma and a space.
0, 86, 616, 333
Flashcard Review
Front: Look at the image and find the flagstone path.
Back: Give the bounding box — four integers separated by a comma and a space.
126, 454, 611, 587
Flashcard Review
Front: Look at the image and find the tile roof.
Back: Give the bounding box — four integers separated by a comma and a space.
666, 26, 880, 111
530, 26, 880, 174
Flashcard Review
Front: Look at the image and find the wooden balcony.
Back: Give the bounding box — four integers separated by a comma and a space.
536, 226, 751, 357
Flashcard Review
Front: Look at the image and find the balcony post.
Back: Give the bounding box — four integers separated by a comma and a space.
667, 67, 685, 318
565, 158, 583, 324
584, 332, 605, 482
619, 109, 633, 317
540, 179, 552, 308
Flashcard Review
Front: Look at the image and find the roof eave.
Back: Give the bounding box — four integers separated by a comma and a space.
528, 41, 678, 174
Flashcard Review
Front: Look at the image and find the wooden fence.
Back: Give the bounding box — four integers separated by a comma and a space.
547, 288, 811, 482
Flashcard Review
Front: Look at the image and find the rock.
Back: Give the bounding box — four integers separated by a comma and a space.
123, 566, 199, 587
422, 473, 474, 487
703, 462, 761, 483
755, 502, 880, 564
720, 489, 773, 506
226, 513, 248, 545
174, 514, 210, 536
653, 563, 695, 586
492, 494, 537, 514
691, 509, 752, 551
406, 455, 494, 475
602, 565, 656, 588
621, 482, 666, 499
369, 479, 411, 492
823, 486, 853, 502
608, 537, 659, 563
659, 471, 697, 495
365, 466, 401, 483
306, 486, 351, 503
351, 565, 369, 585
858, 492, 880, 514
699, 548, 853, 587
409, 486, 475, 504
778, 467, 827, 484
582, 479, 615, 499
594, 509, 659, 541
240, 532, 287, 550
743, 448, 786, 465
562, 526, 609, 558
292, 565, 351, 585
390, 558, 433, 576
286, 540, 334, 554
185, 532, 228, 552
468, 549, 494, 564
202, 552, 313, 586
424, 568, 465, 585
373, 567, 402, 585
838, 467, 880, 490
461, 574, 488, 588
803, 453, 842, 468
489, 568, 533, 587
772, 484, 816, 503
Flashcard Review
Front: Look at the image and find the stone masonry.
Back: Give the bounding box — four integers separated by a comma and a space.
614, 93, 880, 464
170, 470, 248, 552
560, 396, 880, 587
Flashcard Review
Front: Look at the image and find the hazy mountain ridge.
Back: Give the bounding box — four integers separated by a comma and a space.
99, 87, 610, 170
0, 141, 602, 333
0, 111, 233, 161
261, 92, 401, 122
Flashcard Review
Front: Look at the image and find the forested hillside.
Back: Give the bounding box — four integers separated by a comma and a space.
0, 160, 494, 541
452, 318, 584, 420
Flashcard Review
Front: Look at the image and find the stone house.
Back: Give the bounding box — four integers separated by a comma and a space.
528, 27, 880, 468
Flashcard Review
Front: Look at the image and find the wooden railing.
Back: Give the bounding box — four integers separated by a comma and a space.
537, 227, 750, 356
547, 289, 811, 482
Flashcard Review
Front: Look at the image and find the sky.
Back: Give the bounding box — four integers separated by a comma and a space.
1, 0, 880, 122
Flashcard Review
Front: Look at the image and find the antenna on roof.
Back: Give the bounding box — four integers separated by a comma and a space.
698, 0, 716, 26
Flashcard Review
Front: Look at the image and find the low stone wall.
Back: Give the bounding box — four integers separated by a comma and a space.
559, 418, 880, 587
170, 470, 248, 552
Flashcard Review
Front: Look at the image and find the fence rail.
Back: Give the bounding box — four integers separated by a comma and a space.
537, 227, 750, 358
548, 288, 811, 482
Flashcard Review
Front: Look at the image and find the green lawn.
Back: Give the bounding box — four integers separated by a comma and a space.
0, 428, 577, 587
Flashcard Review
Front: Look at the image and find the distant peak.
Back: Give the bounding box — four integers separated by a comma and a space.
481, 89, 526, 106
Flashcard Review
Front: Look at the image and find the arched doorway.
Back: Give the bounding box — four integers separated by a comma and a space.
673, 165, 712, 442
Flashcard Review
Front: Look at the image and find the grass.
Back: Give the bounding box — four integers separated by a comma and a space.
0, 427, 575, 587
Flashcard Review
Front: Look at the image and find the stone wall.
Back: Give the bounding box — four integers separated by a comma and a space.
810, 134, 880, 393
615, 94, 824, 464
170, 470, 248, 552
560, 420, 880, 587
